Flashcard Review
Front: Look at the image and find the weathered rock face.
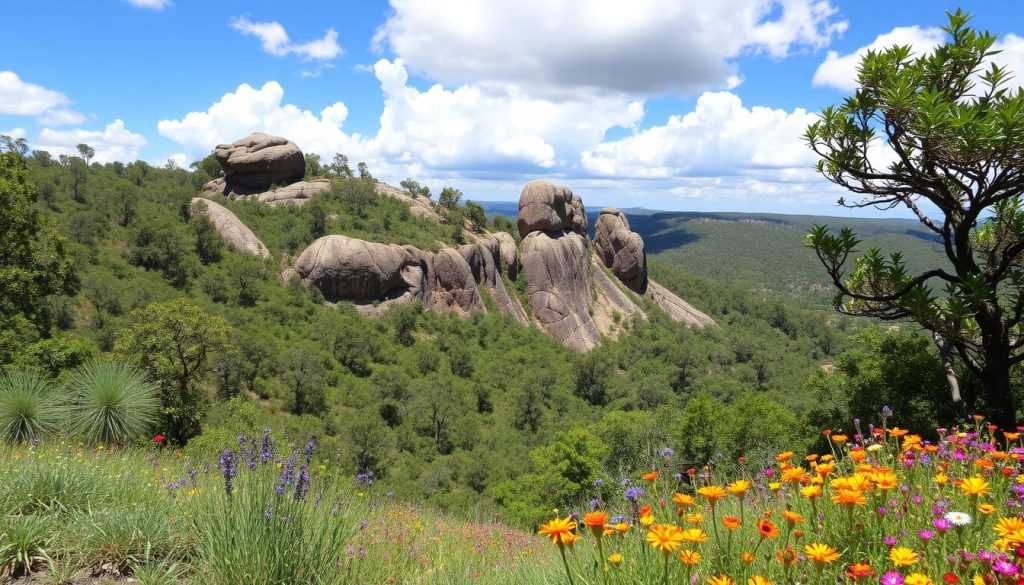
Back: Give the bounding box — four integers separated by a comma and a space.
646, 280, 717, 328
517, 180, 588, 238
292, 235, 425, 305
255, 180, 331, 206
593, 208, 648, 293
492, 231, 519, 281
214, 133, 305, 195
424, 248, 483, 314
190, 198, 270, 259
520, 230, 600, 351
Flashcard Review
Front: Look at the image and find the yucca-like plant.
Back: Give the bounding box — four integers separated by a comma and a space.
0, 371, 66, 443
66, 361, 159, 445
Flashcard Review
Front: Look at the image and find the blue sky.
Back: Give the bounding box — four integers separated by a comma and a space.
2, 0, 1022, 215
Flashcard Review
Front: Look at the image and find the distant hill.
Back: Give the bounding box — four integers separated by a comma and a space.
479, 201, 947, 310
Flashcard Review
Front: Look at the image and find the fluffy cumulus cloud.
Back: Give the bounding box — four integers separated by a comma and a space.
374, 0, 847, 95
814, 27, 1024, 92
581, 92, 818, 179
37, 109, 87, 126
231, 17, 342, 61
36, 120, 148, 163
0, 71, 70, 116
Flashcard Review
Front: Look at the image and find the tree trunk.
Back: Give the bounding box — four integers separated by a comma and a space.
981, 342, 1017, 430
932, 331, 967, 421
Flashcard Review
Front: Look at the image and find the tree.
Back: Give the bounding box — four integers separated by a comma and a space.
65, 155, 88, 202
438, 186, 462, 209
465, 201, 487, 233
278, 347, 326, 416
400, 178, 421, 195
329, 153, 354, 178
114, 185, 137, 226
76, 143, 95, 165
114, 299, 232, 443
357, 162, 371, 179
192, 214, 224, 264
304, 153, 322, 178
804, 10, 1024, 428
0, 149, 77, 363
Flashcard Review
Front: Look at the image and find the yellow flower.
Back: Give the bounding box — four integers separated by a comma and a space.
686, 513, 704, 525
781, 467, 809, 484
727, 480, 751, 496
708, 575, 734, 585
934, 472, 948, 485
680, 528, 709, 543
904, 573, 935, 585
831, 489, 866, 507
538, 516, 577, 546
977, 503, 996, 515
996, 516, 1024, 537
889, 547, 919, 567
805, 543, 841, 568
866, 444, 883, 453
748, 577, 772, 585
768, 482, 781, 492
613, 522, 629, 534
673, 493, 696, 507
647, 523, 685, 554
697, 485, 728, 502
640, 513, 656, 527
960, 476, 991, 497
831, 434, 847, 444
608, 552, 623, 566
800, 485, 822, 499
679, 549, 701, 565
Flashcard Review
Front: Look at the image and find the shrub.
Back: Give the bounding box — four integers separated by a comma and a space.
65, 360, 160, 445
0, 515, 52, 576
0, 370, 66, 443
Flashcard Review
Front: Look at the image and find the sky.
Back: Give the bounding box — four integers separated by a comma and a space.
2, 0, 1023, 216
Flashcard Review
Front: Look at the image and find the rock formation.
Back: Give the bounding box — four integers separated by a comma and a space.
214, 133, 305, 195
254, 179, 331, 206
593, 208, 648, 293
190, 198, 270, 259
518, 180, 601, 351
646, 281, 717, 327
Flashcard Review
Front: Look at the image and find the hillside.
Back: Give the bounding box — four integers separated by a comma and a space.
481, 202, 949, 310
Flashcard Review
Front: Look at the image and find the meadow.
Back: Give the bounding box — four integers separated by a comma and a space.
2, 414, 1022, 584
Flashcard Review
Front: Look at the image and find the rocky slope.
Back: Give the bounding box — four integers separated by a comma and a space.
196, 133, 714, 351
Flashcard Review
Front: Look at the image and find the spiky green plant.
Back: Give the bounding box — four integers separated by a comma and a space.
0, 370, 66, 443
65, 361, 159, 445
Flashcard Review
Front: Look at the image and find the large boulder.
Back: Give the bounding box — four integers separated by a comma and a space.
255, 180, 331, 206
292, 235, 425, 304
492, 231, 519, 281
593, 208, 648, 293
520, 231, 600, 351
190, 198, 270, 259
214, 133, 305, 194
646, 280, 716, 327
517, 180, 587, 238
424, 248, 483, 314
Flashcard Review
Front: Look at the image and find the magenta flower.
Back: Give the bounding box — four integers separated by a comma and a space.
993, 560, 1020, 575
884, 536, 898, 547
918, 530, 934, 541
933, 517, 951, 532
881, 570, 904, 585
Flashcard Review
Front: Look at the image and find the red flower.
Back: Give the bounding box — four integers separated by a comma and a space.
154, 434, 166, 444
942, 572, 960, 583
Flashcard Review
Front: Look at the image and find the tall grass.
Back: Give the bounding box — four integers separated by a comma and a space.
0, 370, 66, 443
65, 360, 160, 445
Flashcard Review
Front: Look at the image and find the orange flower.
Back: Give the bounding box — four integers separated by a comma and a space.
647, 523, 685, 554
978, 503, 997, 515
781, 511, 804, 525
686, 513, 704, 525
697, 485, 728, 503
776, 546, 798, 567
776, 451, 794, 463
959, 476, 991, 497
673, 493, 696, 507
846, 561, 874, 581
679, 549, 702, 565
708, 575, 734, 585
680, 528, 709, 543
639, 505, 653, 517
758, 520, 779, 539
583, 511, 607, 537
1005, 431, 1021, 441
741, 552, 755, 563
849, 449, 867, 463
889, 427, 909, 438
831, 489, 866, 507
832, 434, 848, 444
538, 516, 577, 546
781, 467, 809, 484
747, 576, 771, 585
723, 516, 741, 530
805, 543, 841, 568
727, 480, 751, 497
644, 470, 659, 481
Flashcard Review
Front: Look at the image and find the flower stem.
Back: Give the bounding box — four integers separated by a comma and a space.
559, 543, 576, 585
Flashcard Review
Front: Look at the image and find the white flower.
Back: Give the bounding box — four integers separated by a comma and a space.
866, 444, 883, 453
944, 511, 972, 526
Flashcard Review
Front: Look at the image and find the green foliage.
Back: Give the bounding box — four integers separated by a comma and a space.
303, 152, 322, 178
65, 360, 160, 445
191, 213, 224, 264
438, 186, 462, 209
0, 370, 66, 443
0, 515, 51, 576
114, 300, 232, 443
465, 200, 487, 233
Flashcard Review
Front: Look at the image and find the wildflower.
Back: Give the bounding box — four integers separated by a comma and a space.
781, 511, 804, 525
583, 511, 608, 537
680, 528, 709, 543
801, 485, 822, 499
218, 448, 236, 498
777, 451, 794, 463
977, 503, 996, 515
781, 467, 809, 484
934, 472, 948, 485
944, 511, 972, 526
993, 560, 1020, 575
805, 543, 841, 568
890, 427, 909, 438
880, 570, 904, 585
758, 520, 779, 539
723, 515, 741, 530
747, 575, 771, 585
768, 482, 781, 491
996, 517, 1024, 537
644, 470, 659, 481
776, 546, 798, 567
538, 516, 577, 545
154, 434, 166, 445
941, 573, 960, 583
608, 552, 623, 566
904, 574, 935, 585
708, 575, 734, 585
933, 517, 952, 532
741, 552, 754, 563
833, 434, 848, 444
640, 513, 656, 527
673, 493, 696, 507
613, 522, 629, 534
727, 480, 751, 497
846, 562, 875, 581
889, 547, 919, 567
647, 523, 685, 554
832, 489, 866, 507
624, 486, 645, 502
686, 513, 704, 524
679, 549, 701, 565
850, 449, 868, 462
959, 476, 991, 497
697, 485, 728, 503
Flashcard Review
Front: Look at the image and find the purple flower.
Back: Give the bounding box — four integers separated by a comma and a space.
884, 536, 898, 547
237, 433, 247, 447
218, 448, 236, 498
356, 471, 375, 486
610, 514, 625, 524
882, 405, 893, 418
660, 447, 675, 458
979, 550, 996, 563
933, 518, 951, 532
294, 462, 311, 501
993, 560, 1020, 575
878, 506, 888, 516
588, 498, 599, 510
264, 500, 274, 522
624, 486, 644, 502
259, 428, 274, 463
911, 494, 923, 504
880, 570, 903, 585
276, 456, 297, 497
593, 478, 604, 486
918, 530, 934, 541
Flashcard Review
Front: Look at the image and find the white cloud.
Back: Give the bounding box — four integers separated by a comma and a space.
231, 17, 342, 61
123, 0, 172, 8
36, 120, 148, 163
374, 0, 847, 95
813, 26, 944, 91
0, 71, 70, 116
581, 92, 818, 179
37, 109, 87, 126
2, 128, 27, 140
